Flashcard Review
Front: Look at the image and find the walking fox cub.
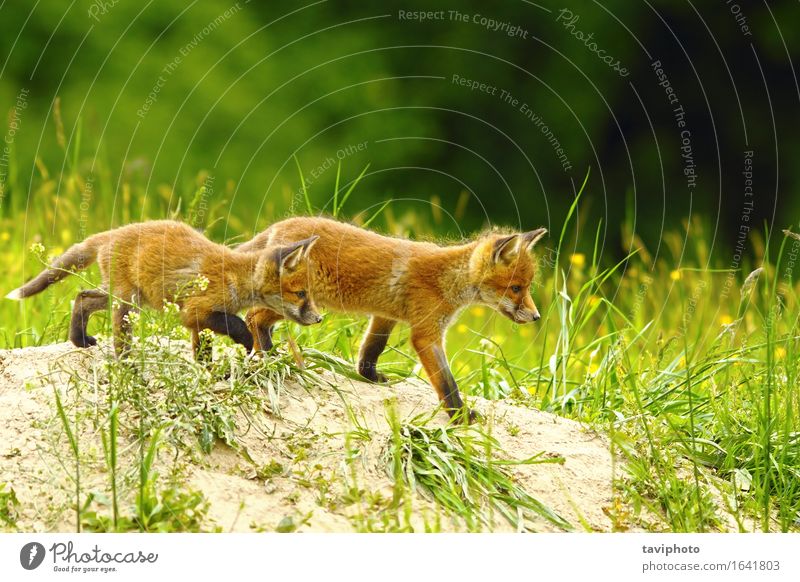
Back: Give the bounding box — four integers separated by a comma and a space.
239, 217, 547, 421
6, 220, 320, 358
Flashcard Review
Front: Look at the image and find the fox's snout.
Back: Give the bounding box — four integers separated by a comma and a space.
510, 307, 540, 324
288, 309, 322, 326
302, 299, 323, 325
295, 309, 322, 326
503, 293, 541, 323
511, 294, 541, 323
289, 300, 323, 326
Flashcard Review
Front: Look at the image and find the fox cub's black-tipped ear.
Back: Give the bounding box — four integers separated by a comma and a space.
492, 228, 547, 264
277, 235, 319, 273
492, 234, 521, 264
522, 228, 547, 251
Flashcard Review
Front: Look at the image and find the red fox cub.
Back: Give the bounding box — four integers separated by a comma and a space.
6, 220, 321, 359
239, 217, 547, 421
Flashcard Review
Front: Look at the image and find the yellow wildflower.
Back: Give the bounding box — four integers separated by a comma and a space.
670, 270, 682, 281
570, 253, 586, 268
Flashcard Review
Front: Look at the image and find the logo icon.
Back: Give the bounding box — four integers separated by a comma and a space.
20, 542, 46, 570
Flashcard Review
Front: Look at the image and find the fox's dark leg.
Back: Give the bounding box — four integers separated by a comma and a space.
69, 289, 108, 348
246, 307, 283, 352
184, 311, 212, 362
411, 328, 476, 423
113, 302, 134, 357
186, 311, 253, 363
109, 286, 140, 357
191, 329, 212, 363
357, 316, 396, 383
204, 311, 254, 353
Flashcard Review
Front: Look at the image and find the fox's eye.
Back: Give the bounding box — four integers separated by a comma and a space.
296, 290, 307, 299
510, 285, 522, 294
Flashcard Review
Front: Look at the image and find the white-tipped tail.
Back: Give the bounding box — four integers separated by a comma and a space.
5, 288, 22, 300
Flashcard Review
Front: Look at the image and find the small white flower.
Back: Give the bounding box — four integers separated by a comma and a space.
548, 354, 558, 375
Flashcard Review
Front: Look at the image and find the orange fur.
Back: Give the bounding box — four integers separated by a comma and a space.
239, 216, 547, 420
7, 220, 320, 358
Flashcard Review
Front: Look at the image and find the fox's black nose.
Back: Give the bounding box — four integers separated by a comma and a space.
532, 311, 541, 321
313, 314, 323, 324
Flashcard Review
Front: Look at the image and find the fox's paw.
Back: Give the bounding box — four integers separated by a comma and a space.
449, 407, 482, 425
467, 408, 483, 424
357, 361, 389, 384
70, 334, 97, 348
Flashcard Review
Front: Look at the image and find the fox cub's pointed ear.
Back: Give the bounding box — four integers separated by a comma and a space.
492, 229, 547, 264
492, 234, 521, 264
298, 234, 319, 256
277, 235, 319, 273
522, 228, 547, 251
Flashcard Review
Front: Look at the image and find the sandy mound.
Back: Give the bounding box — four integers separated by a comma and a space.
0, 342, 616, 533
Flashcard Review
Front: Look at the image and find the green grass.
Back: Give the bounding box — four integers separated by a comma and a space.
384, 407, 572, 532
1, 124, 799, 532
0, 483, 20, 527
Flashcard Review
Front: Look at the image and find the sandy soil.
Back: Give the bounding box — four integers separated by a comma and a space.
0, 342, 618, 533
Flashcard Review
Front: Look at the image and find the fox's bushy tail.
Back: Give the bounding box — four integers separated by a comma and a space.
6, 238, 100, 300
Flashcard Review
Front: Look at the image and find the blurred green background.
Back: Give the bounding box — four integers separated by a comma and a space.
1, 0, 798, 256
3, 1, 800, 533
